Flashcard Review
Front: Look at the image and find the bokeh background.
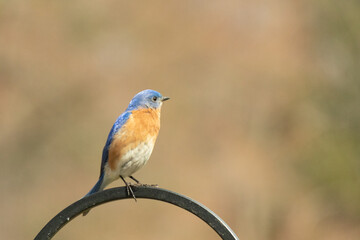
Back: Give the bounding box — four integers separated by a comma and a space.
1, 0, 360, 239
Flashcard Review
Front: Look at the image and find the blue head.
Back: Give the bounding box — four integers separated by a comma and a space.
126, 89, 170, 111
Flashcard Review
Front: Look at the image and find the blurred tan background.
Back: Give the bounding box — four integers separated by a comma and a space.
1, 0, 360, 239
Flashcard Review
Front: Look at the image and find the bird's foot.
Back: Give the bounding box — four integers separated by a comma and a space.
120, 176, 137, 202
126, 183, 137, 202
133, 183, 159, 187
129, 176, 158, 187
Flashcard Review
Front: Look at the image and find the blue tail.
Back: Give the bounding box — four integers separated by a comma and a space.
82, 174, 104, 216
84, 174, 105, 198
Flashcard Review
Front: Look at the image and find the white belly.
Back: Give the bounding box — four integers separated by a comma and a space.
116, 140, 155, 177
102, 138, 156, 187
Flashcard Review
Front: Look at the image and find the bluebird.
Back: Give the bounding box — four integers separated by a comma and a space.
83, 89, 169, 215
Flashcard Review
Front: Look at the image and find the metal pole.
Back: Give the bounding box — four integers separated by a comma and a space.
35, 186, 239, 240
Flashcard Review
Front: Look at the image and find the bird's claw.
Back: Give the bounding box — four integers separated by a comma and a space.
126, 183, 137, 202
133, 183, 158, 187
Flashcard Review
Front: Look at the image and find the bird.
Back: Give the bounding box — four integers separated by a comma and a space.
82, 89, 169, 215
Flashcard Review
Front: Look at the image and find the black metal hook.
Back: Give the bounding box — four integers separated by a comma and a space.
35, 186, 239, 240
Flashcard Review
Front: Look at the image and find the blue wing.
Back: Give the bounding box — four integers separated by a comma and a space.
99, 111, 131, 176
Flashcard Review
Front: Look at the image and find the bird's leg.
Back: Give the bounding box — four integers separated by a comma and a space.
129, 176, 140, 184
120, 176, 137, 202
130, 175, 158, 187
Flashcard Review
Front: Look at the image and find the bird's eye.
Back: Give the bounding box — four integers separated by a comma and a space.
152, 96, 158, 102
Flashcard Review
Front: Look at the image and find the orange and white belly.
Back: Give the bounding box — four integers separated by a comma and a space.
103, 108, 161, 186
103, 137, 156, 184
116, 138, 155, 177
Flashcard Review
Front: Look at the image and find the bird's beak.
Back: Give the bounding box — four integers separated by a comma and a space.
162, 96, 170, 102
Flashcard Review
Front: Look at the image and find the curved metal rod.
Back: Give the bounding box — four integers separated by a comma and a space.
35, 186, 239, 240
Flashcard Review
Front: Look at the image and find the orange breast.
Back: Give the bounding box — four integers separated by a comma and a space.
107, 108, 161, 170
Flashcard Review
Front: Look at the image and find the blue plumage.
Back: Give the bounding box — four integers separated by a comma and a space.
99, 111, 131, 176
84, 174, 104, 197
82, 89, 169, 216
127, 89, 165, 111
99, 89, 166, 176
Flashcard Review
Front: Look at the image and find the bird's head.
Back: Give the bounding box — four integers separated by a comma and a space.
127, 89, 170, 111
